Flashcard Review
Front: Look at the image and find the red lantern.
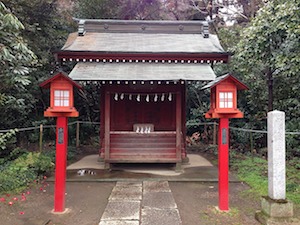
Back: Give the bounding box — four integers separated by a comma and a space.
40, 71, 82, 213
202, 74, 248, 119
202, 74, 248, 211
39, 71, 82, 117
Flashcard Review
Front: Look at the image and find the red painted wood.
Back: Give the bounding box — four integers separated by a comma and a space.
176, 92, 182, 160
99, 87, 105, 156
181, 85, 187, 159
99, 84, 186, 163
218, 118, 229, 211
54, 117, 68, 212
104, 91, 110, 161
109, 132, 178, 162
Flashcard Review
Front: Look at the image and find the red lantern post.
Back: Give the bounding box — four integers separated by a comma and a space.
203, 74, 248, 211
40, 72, 82, 213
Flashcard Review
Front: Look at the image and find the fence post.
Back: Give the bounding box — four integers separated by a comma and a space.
250, 132, 254, 152
76, 121, 80, 149
39, 124, 43, 152
213, 122, 217, 145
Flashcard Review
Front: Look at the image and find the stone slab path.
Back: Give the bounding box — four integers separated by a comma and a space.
99, 181, 182, 225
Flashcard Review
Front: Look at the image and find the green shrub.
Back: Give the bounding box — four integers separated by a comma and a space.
0, 151, 54, 194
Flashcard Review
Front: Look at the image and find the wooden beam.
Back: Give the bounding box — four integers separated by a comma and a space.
104, 91, 110, 161
176, 91, 182, 161
55, 51, 230, 63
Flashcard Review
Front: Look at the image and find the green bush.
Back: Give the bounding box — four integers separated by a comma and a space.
0, 151, 54, 194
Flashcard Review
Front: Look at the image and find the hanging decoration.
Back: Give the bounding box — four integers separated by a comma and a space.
112, 92, 176, 102
154, 94, 158, 102
168, 93, 172, 101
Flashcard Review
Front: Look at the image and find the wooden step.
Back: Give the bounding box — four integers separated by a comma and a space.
110, 147, 176, 153
110, 142, 175, 148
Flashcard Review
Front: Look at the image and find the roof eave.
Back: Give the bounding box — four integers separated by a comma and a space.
54, 51, 231, 63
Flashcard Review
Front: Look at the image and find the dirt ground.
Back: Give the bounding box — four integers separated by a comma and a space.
1, 149, 299, 225
0, 179, 269, 225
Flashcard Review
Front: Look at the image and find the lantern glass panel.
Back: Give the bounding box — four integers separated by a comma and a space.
54, 90, 70, 107
219, 92, 233, 108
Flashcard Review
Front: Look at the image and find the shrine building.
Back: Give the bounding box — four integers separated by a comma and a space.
55, 19, 229, 168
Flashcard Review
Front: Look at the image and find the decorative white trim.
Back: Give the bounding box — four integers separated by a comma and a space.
62, 57, 226, 64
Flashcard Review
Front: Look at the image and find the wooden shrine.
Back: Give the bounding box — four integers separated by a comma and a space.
55, 19, 230, 167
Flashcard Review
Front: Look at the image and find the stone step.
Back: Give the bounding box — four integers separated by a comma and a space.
99, 181, 182, 225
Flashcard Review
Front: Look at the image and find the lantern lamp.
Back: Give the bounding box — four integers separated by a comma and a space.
39, 72, 82, 117
202, 74, 248, 119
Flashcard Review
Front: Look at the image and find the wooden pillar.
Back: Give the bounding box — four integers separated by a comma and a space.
76, 121, 80, 149
218, 117, 229, 211
104, 91, 110, 167
213, 122, 217, 145
39, 124, 43, 152
54, 116, 68, 213
176, 92, 182, 161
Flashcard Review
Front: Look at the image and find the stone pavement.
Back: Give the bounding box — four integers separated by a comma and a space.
99, 181, 182, 225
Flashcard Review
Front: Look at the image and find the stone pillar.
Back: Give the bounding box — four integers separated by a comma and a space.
268, 110, 286, 200
255, 111, 298, 224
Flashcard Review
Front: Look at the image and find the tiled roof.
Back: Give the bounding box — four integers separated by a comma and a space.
61, 19, 225, 54
69, 62, 216, 81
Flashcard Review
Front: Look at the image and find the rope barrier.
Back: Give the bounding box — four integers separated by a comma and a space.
0, 121, 299, 135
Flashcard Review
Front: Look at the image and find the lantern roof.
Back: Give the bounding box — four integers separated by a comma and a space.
201, 74, 249, 90
40, 71, 82, 89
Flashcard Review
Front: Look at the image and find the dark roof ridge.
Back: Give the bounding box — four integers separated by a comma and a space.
73, 17, 208, 25
73, 18, 209, 37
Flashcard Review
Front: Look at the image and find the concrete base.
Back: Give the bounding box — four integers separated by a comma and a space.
182, 156, 190, 164
175, 162, 182, 173
215, 206, 229, 213
51, 208, 71, 215
255, 196, 299, 224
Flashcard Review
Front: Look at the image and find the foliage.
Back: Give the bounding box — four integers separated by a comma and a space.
232, 0, 300, 112
0, 2, 37, 129
214, 0, 300, 156
0, 151, 54, 194
0, 0, 72, 129
74, 0, 162, 20
0, 129, 18, 150
231, 155, 300, 204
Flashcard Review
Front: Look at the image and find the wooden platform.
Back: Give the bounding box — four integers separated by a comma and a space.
103, 131, 181, 163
